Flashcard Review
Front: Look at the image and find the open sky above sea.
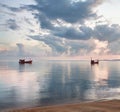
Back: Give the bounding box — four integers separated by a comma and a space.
0, 0, 120, 59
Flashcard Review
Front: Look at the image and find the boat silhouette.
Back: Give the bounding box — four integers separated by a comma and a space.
91, 58, 99, 64
19, 59, 32, 64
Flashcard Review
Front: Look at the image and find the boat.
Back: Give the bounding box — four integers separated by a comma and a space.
19, 59, 32, 64
91, 58, 99, 64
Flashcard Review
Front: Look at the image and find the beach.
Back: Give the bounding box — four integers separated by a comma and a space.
5, 100, 120, 112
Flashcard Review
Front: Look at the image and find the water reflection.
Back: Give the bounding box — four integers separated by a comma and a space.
90, 62, 120, 99
0, 61, 120, 110
19, 64, 25, 72
91, 64, 108, 85
38, 61, 92, 105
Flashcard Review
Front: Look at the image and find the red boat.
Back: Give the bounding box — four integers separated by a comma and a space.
19, 59, 32, 64
91, 58, 99, 65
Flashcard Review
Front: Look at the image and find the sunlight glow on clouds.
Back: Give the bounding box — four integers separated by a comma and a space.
92, 39, 109, 55
0, 0, 120, 59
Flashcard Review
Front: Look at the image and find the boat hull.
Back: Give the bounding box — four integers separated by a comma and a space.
19, 59, 32, 64
91, 60, 99, 64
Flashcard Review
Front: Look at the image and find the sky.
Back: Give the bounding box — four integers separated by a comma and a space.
0, 0, 120, 59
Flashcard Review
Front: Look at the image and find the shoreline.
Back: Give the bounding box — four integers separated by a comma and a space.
4, 99, 120, 112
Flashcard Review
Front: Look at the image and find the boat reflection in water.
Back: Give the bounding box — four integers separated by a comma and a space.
1, 60, 120, 110
19, 58, 32, 64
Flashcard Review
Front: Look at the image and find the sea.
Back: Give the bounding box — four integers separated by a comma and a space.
0, 59, 120, 110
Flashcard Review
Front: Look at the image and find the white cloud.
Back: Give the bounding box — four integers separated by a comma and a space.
0, 0, 120, 57
91, 39, 109, 55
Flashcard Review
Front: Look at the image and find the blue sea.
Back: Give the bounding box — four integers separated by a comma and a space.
0, 59, 120, 110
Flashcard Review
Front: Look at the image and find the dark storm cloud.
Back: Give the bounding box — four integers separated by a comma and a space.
25, 0, 106, 31
53, 27, 83, 39
29, 35, 95, 56
53, 23, 120, 42
94, 24, 120, 42
3, 0, 120, 42
35, 13, 54, 29
53, 25, 93, 40
2, 0, 120, 56
6, 19, 20, 30
33, 0, 102, 23
26, 0, 120, 42
30, 35, 67, 54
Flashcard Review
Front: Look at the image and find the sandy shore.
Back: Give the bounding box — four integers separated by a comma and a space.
4, 100, 120, 112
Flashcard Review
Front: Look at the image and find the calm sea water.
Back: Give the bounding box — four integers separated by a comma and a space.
0, 59, 120, 110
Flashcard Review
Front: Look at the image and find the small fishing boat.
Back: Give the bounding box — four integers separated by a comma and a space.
91, 58, 99, 64
19, 59, 32, 64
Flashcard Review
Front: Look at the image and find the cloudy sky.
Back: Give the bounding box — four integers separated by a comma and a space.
0, 0, 120, 59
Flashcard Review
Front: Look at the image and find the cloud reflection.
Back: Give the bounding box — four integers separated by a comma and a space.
1, 60, 120, 110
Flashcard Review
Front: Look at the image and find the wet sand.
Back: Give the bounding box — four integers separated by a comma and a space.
4, 100, 120, 112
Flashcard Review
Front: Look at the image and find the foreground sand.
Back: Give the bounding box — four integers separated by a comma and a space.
5, 100, 120, 112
